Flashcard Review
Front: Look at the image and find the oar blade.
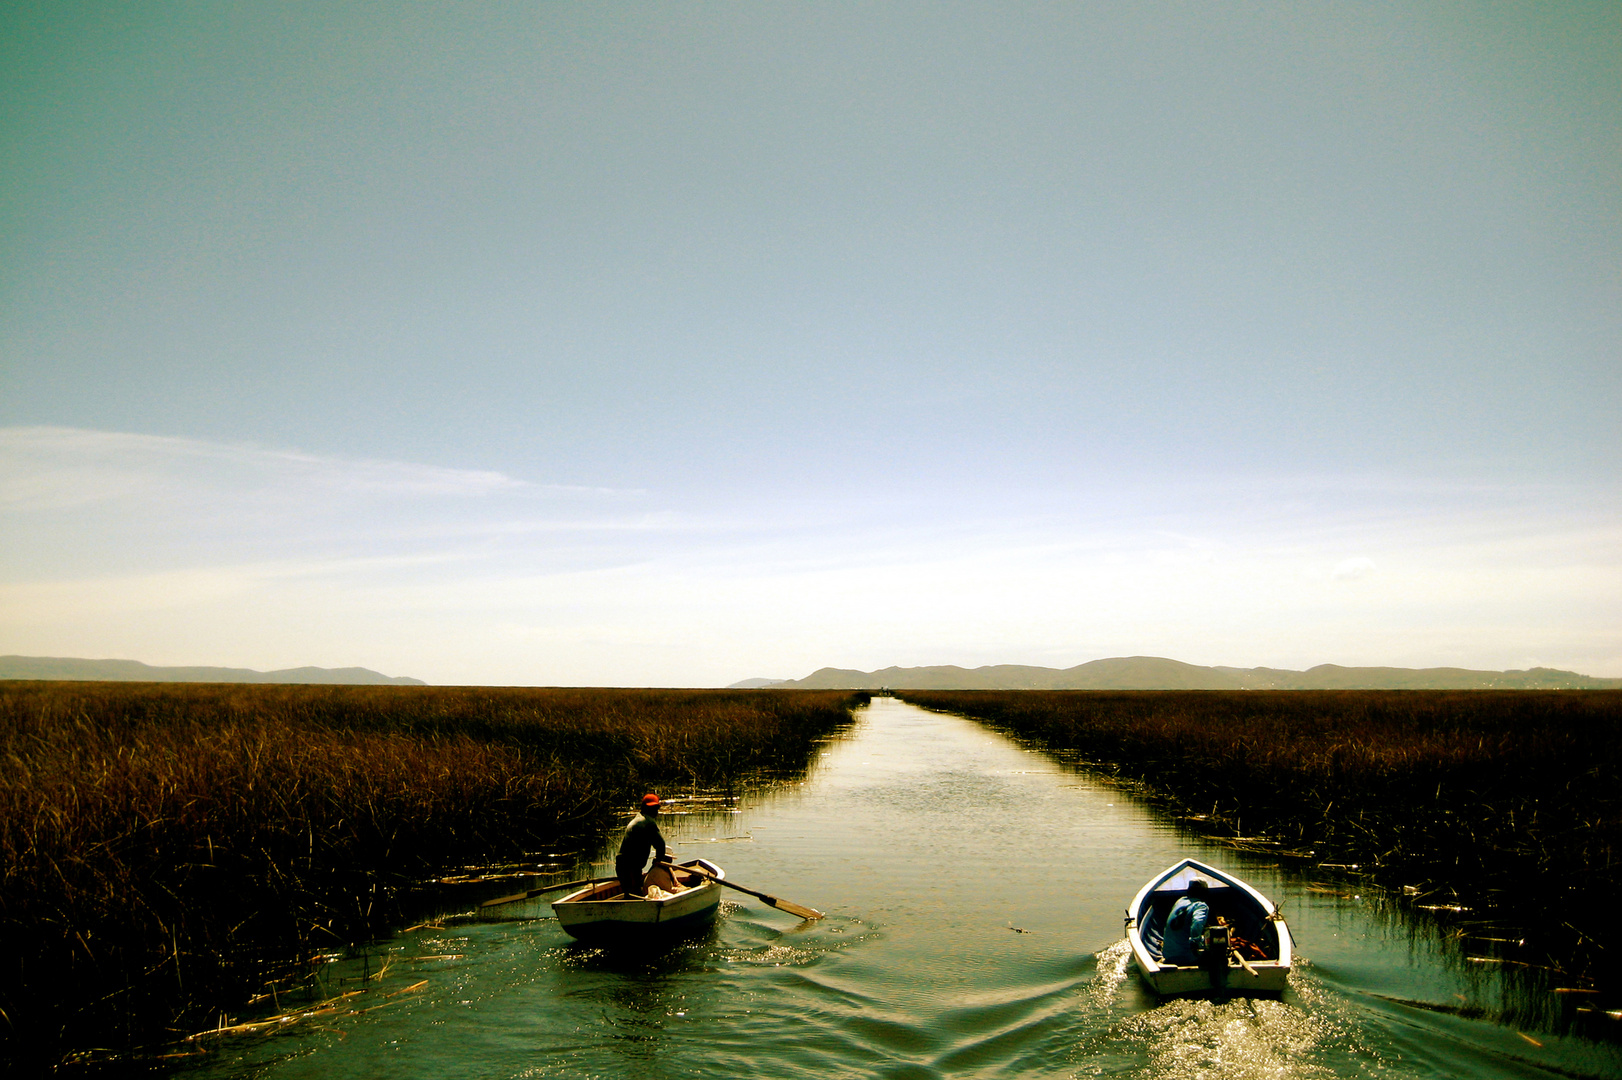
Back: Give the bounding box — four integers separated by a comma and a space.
671, 861, 824, 920
762, 895, 824, 921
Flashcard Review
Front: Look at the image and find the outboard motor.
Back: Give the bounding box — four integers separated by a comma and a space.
1203, 923, 1231, 990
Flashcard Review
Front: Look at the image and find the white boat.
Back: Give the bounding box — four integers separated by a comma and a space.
552, 858, 725, 942
1125, 857, 1292, 996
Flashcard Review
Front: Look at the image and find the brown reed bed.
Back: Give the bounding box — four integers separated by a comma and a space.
896, 689, 1622, 1009
0, 682, 865, 1071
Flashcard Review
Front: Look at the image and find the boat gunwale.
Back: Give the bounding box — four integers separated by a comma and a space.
552, 858, 726, 923
1124, 856, 1291, 996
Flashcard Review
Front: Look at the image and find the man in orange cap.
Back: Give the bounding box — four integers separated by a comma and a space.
615, 793, 668, 899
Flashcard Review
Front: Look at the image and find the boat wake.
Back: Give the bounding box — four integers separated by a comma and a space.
1067, 960, 1379, 1080
1087, 939, 1134, 1007
1115, 996, 1348, 1080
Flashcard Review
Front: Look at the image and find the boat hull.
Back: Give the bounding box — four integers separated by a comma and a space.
1132, 956, 1290, 997
1125, 857, 1292, 997
553, 859, 724, 943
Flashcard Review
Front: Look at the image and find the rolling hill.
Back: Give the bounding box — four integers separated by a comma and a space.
0, 656, 426, 685
769, 657, 1622, 690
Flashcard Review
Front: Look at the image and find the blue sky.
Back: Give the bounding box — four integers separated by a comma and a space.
2, 3, 1618, 684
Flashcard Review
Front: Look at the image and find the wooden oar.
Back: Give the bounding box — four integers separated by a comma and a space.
664, 861, 823, 920
1229, 947, 1259, 977
479, 877, 609, 908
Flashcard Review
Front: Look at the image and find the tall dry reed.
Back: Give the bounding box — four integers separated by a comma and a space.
0, 682, 864, 1069
897, 689, 1622, 983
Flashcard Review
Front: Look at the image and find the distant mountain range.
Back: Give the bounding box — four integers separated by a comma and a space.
10, 654, 1613, 691
754, 657, 1622, 691
0, 655, 426, 686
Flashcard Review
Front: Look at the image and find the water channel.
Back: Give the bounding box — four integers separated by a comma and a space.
187, 697, 1622, 1079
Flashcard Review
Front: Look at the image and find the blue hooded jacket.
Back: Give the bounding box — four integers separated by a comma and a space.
1162, 896, 1209, 964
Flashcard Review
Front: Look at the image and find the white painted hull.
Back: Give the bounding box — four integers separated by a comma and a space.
1125, 857, 1292, 997
1131, 953, 1291, 997
553, 859, 724, 942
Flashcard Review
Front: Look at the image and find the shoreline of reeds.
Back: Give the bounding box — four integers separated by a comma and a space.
0, 682, 867, 1072
895, 688, 1622, 1032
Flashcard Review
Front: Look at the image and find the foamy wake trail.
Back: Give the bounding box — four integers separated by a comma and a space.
1079, 955, 1380, 1080
1087, 939, 1134, 1007
1122, 991, 1366, 1080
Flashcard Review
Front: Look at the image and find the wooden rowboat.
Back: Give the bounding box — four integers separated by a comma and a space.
1125, 857, 1292, 997
552, 858, 725, 942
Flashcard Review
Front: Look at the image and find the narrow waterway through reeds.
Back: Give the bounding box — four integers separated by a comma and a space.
180, 697, 1622, 1079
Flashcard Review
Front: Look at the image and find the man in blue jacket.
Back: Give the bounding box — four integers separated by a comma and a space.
616, 793, 668, 899
1162, 878, 1210, 965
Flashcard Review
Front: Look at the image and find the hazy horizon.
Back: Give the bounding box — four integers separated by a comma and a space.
4, 4, 1618, 684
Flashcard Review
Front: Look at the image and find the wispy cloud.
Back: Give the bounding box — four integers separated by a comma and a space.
1, 427, 1617, 683
0, 426, 678, 577
0, 426, 585, 510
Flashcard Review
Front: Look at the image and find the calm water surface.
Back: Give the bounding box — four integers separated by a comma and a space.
189, 698, 1622, 1079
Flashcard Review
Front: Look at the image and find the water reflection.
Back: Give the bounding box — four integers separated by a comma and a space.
184, 698, 1622, 1079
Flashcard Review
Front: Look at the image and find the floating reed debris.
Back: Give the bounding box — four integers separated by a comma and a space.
896, 689, 1622, 999
0, 681, 865, 1071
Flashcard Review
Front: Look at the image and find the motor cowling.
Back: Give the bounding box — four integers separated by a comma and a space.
1203, 923, 1231, 981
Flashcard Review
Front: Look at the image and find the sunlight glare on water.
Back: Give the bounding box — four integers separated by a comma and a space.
186, 698, 1621, 1079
